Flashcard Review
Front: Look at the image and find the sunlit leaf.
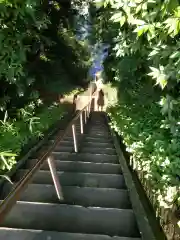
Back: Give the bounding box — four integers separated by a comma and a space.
149, 49, 159, 57
157, 75, 168, 89
120, 16, 126, 26
0, 175, 13, 184
134, 24, 149, 36
132, 19, 146, 25
170, 51, 180, 59
110, 12, 122, 22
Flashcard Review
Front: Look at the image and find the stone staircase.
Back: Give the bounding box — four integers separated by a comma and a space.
0, 112, 144, 239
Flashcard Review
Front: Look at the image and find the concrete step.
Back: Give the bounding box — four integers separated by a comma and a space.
87, 124, 108, 128
42, 142, 75, 153
80, 147, 116, 155
84, 136, 111, 141
52, 129, 81, 137
62, 134, 80, 139
87, 132, 110, 136
14, 170, 126, 189
82, 142, 114, 148
25, 160, 121, 174
90, 116, 106, 120
84, 136, 113, 143
49, 132, 81, 141
53, 146, 74, 152
87, 123, 108, 127
0, 228, 141, 240
53, 146, 75, 152
50, 139, 74, 146
89, 122, 107, 126
87, 128, 110, 132
62, 135, 112, 143
52, 153, 118, 164
1, 203, 140, 237
87, 127, 109, 132
87, 133, 110, 138
2, 184, 131, 209
86, 129, 109, 134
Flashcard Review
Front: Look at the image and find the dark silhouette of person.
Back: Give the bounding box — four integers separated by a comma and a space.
73, 94, 78, 104
73, 94, 79, 113
97, 89, 104, 111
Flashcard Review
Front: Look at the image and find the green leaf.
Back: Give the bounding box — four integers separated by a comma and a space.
120, 16, 126, 26
110, 12, 122, 22
136, 4, 142, 14
157, 76, 168, 89
149, 49, 159, 57
168, 0, 179, 12
170, 51, 180, 59
0, 151, 17, 157
133, 19, 146, 25
174, 6, 180, 18
148, 67, 160, 78
164, 18, 180, 36
0, 175, 13, 184
7, 67, 14, 81
134, 25, 149, 37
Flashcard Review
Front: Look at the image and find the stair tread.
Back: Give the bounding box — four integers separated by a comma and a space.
1, 203, 140, 237
87, 132, 110, 135
54, 146, 116, 153
86, 134, 110, 138
15, 170, 126, 189
0, 228, 141, 240
83, 137, 112, 142
81, 147, 115, 150
51, 152, 118, 163
2, 184, 131, 209
80, 147, 116, 155
26, 160, 121, 174
82, 142, 114, 146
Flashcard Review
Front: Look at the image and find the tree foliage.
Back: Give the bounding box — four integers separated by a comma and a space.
0, 0, 91, 116
0, 0, 91, 174
91, 0, 180, 214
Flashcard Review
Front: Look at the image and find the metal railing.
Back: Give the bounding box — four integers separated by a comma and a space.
0, 86, 96, 224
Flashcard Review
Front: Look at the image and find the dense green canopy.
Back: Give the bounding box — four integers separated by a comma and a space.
0, 0, 91, 174
0, 0, 91, 116
89, 0, 180, 224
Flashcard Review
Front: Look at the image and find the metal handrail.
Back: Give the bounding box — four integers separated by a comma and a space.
0, 87, 96, 223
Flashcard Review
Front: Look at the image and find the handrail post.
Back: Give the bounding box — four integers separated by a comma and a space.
84, 109, 87, 123
89, 85, 92, 114
47, 156, 63, 200
72, 124, 78, 152
88, 102, 91, 117
80, 112, 83, 134
86, 106, 88, 119
88, 105, 90, 118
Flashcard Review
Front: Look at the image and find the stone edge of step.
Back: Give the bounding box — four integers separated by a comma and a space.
1, 202, 138, 237
26, 160, 120, 167
0, 201, 135, 210
0, 228, 142, 240
1, 184, 131, 210
106, 116, 157, 240
16, 169, 122, 177
25, 160, 121, 173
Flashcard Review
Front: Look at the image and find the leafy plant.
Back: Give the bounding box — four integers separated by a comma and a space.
0, 0, 91, 177
90, 0, 180, 220
0, 0, 91, 118
0, 101, 68, 174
